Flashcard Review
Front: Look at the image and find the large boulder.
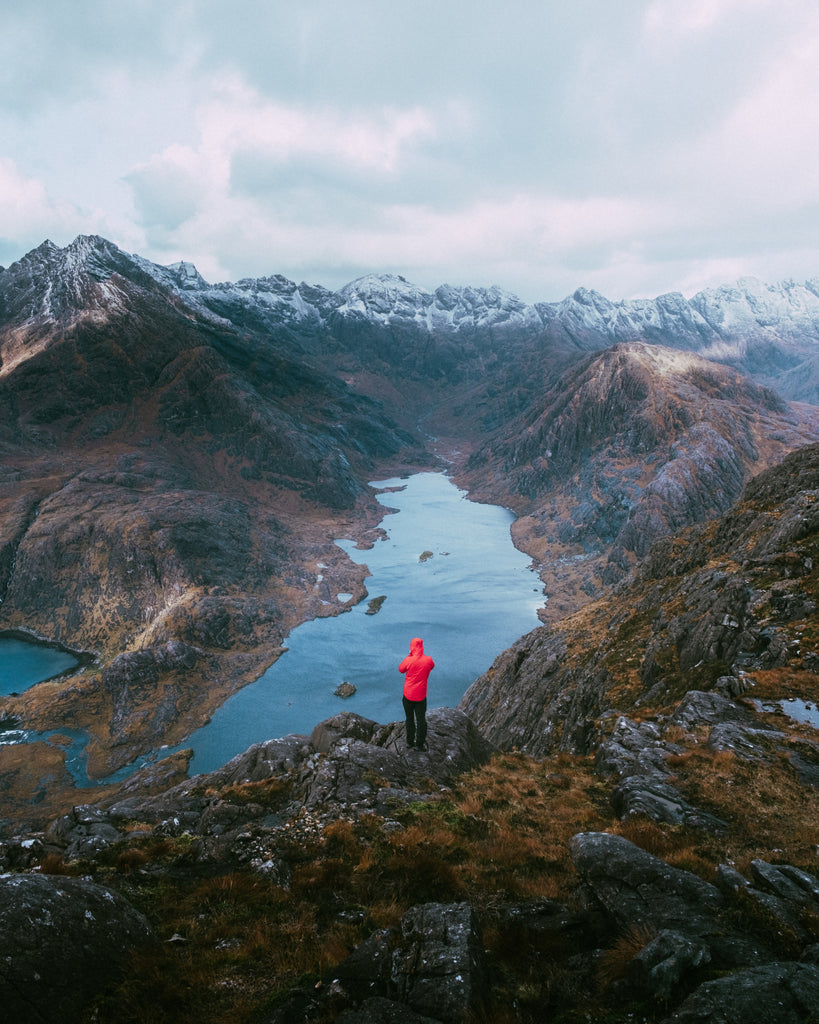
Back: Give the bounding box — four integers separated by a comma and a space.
0, 872, 155, 1023
570, 832, 724, 938
661, 962, 819, 1024
391, 902, 488, 1022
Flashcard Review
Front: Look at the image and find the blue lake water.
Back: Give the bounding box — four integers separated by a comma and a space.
0, 472, 545, 783
0, 637, 80, 695
185, 472, 545, 775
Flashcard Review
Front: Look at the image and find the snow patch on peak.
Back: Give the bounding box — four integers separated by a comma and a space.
165, 260, 209, 290
339, 274, 432, 313
337, 274, 433, 325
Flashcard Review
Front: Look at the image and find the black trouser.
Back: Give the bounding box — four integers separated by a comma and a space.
403, 696, 427, 748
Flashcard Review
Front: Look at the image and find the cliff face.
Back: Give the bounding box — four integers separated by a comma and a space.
459, 441, 819, 758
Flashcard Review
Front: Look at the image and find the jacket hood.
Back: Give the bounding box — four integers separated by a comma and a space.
410, 637, 424, 655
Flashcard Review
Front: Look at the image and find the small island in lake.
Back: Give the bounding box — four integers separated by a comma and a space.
365, 595, 387, 615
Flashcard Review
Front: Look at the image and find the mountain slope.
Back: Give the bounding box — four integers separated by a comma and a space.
459, 440, 819, 756
0, 236, 424, 775
458, 341, 819, 619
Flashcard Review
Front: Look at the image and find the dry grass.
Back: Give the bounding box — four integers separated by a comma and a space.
37, 851, 80, 876
220, 776, 293, 807
598, 922, 658, 987
77, 738, 817, 1024
667, 746, 819, 870
79, 750, 618, 1024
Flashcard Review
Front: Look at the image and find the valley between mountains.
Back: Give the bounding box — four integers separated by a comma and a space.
1, 237, 819, 1023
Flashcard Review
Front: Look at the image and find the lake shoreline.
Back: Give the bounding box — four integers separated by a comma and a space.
0, 629, 98, 684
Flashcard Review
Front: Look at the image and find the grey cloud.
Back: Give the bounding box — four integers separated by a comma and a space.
125, 165, 200, 233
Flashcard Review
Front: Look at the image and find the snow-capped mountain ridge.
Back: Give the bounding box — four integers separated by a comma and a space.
3, 235, 819, 399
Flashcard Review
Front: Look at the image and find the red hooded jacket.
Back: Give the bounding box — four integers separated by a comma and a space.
399, 637, 435, 701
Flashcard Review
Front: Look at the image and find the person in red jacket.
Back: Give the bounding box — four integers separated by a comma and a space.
399, 637, 435, 751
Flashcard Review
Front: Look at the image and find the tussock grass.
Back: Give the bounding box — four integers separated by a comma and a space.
79, 750, 616, 1023
77, 739, 817, 1024
598, 922, 657, 987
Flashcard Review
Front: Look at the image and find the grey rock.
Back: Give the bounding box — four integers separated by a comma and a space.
611, 775, 729, 833
780, 864, 819, 901
715, 863, 750, 894
0, 872, 155, 1024
713, 674, 748, 697
751, 860, 819, 906
311, 712, 378, 753
334, 927, 397, 1002
628, 928, 711, 999
596, 714, 728, 831
705, 720, 784, 759
669, 690, 756, 732
738, 886, 812, 946
311, 712, 378, 754
661, 961, 819, 1024
391, 902, 488, 1023
570, 832, 723, 937
45, 804, 125, 861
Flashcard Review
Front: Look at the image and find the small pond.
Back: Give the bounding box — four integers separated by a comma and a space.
0, 635, 81, 695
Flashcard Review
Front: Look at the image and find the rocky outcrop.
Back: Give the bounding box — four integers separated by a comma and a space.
15, 709, 495, 872
0, 872, 155, 1024
661, 962, 819, 1024
262, 901, 487, 1024
571, 832, 819, 1011
461, 343, 819, 607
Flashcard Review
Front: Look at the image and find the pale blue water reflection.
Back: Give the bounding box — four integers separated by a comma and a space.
0, 637, 80, 695
186, 472, 545, 775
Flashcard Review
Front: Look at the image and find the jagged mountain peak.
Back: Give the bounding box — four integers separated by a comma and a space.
163, 259, 209, 290
0, 235, 139, 338
336, 272, 542, 334
338, 273, 433, 316
4, 234, 819, 399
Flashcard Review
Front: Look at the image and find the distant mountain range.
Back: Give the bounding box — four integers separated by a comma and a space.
5, 235, 819, 398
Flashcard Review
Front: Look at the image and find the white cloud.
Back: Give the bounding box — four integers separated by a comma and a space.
642, 0, 776, 44
0, 158, 101, 251
2, 2, 819, 301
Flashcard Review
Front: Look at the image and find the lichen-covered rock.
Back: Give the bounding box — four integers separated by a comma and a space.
570, 832, 723, 938
45, 803, 124, 860
627, 928, 711, 999
391, 902, 488, 1023
660, 962, 819, 1024
0, 872, 155, 1023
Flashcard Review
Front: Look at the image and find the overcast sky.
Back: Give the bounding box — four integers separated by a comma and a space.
1, 1, 818, 302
